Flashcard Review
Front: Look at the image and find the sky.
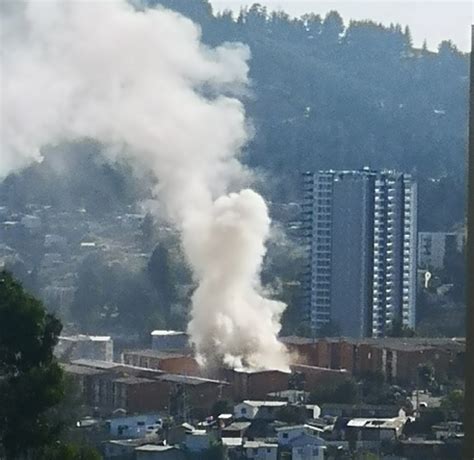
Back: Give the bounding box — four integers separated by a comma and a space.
210, 1, 473, 52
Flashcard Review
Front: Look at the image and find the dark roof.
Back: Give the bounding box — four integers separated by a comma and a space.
71, 359, 120, 370
123, 349, 189, 359
280, 336, 465, 353
223, 422, 252, 432
280, 336, 315, 345
321, 403, 399, 410
400, 439, 445, 446
113, 376, 157, 385
159, 374, 227, 386
291, 364, 348, 374
62, 363, 107, 376
71, 358, 164, 375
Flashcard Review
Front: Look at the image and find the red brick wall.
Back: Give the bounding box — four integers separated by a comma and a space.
316, 340, 331, 368
125, 380, 169, 413
122, 352, 201, 376
222, 369, 289, 401
290, 364, 349, 391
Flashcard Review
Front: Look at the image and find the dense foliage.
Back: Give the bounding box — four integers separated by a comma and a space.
0, 271, 64, 458
0, 271, 101, 459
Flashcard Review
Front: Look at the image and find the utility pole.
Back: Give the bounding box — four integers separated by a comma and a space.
465, 24, 474, 460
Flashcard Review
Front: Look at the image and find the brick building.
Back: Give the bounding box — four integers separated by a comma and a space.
290, 364, 350, 391
221, 369, 290, 401
279, 336, 465, 386
122, 350, 200, 376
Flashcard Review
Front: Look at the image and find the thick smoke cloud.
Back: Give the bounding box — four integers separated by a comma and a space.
0, 0, 288, 370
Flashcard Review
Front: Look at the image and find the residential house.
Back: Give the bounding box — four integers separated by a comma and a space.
276, 425, 324, 446
108, 414, 162, 438
222, 422, 251, 439
290, 434, 326, 460
243, 441, 278, 460
234, 401, 288, 421
344, 416, 407, 450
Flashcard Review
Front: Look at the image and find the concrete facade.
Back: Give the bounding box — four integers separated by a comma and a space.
301, 169, 417, 337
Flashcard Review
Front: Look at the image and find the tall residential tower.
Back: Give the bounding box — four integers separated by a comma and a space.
301, 169, 417, 338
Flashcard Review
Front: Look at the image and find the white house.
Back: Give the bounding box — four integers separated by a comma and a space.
346, 416, 407, 442
108, 414, 163, 438
276, 425, 324, 446
243, 441, 278, 460
291, 435, 326, 460
234, 400, 287, 420
57, 335, 113, 362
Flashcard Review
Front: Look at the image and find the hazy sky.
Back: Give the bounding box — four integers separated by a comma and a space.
210, 1, 473, 52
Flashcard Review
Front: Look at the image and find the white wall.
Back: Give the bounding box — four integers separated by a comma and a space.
234, 403, 259, 420
109, 414, 162, 438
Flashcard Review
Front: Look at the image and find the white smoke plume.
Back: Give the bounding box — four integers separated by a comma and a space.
0, 0, 289, 370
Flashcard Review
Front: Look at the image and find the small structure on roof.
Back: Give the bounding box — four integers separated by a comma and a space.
151, 330, 188, 351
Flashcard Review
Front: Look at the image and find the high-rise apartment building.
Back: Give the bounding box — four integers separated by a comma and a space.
301, 169, 417, 338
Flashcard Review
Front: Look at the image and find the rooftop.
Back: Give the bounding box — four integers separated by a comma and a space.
276, 424, 324, 433
105, 439, 149, 448
222, 438, 243, 447
71, 359, 119, 370
151, 330, 187, 336
71, 358, 164, 375
244, 441, 278, 449
113, 376, 157, 385
291, 364, 349, 374
61, 363, 107, 376
223, 422, 252, 432
60, 334, 111, 342
135, 445, 178, 452
240, 400, 288, 408
159, 374, 226, 386
280, 336, 465, 352
123, 349, 189, 359
347, 417, 406, 430
280, 336, 316, 345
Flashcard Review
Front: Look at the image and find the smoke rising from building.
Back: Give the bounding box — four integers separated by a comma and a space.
0, 0, 289, 370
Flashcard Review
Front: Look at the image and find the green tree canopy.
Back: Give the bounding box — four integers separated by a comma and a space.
0, 271, 64, 459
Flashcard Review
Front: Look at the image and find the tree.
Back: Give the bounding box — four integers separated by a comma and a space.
71, 253, 108, 332
211, 399, 233, 419
403, 25, 413, 48
321, 10, 344, 46
275, 405, 307, 424
0, 271, 64, 459
417, 363, 436, 390
309, 378, 359, 404
441, 389, 464, 413
36, 443, 101, 460
387, 318, 416, 338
